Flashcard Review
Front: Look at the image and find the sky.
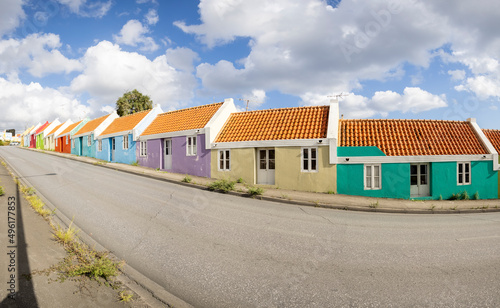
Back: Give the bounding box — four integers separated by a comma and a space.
1, 0, 500, 133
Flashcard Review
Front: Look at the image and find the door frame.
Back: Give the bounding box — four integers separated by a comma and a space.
257, 148, 276, 185
163, 138, 172, 170
410, 163, 430, 197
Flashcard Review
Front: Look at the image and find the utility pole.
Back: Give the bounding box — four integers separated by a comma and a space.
238, 98, 262, 111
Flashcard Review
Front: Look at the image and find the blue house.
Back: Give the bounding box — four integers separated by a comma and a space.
96, 105, 162, 164
71, 112, 118, 157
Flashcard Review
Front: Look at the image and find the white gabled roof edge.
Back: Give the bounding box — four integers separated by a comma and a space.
204, 98, 237, 150
468, 118, 499, 170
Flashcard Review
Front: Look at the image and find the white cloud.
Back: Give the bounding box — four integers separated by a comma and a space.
0, 0, 25, 37
70, 41, 197, 111
145, 9, 159, 25
455, 75, 500, 100
0, 78, 90, 130
113, 20, 159, 52
301, 87, 447, 118
176, 0, 499, 116
448, 70, 466, 81
0, 33, 83, 78
165, 47, 200, 72
56, 0, 112, 18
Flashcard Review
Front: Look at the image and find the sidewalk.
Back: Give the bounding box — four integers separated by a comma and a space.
0, 161, 160, 307
25, 147, 500, 214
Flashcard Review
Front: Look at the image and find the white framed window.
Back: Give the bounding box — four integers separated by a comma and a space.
55, 139, 58, 146
123, 134, 129, 149
87, 135, 92, 146
98, 140, 102, 152
364, 164, 381, 190
218, 150, 230, 171
66, 135, 69, 145
140, 141, 147, 157
457, 162, 471, 185
187, 136, 197, 156
302, 147, 318, 172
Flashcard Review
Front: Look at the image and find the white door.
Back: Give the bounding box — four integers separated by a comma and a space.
257, 148, 275, 185
410, 163, 430, 197
164, 139, 172, 170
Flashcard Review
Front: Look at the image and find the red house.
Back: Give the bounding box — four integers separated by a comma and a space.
55, 120, 87, 153
30, 121, 48, 148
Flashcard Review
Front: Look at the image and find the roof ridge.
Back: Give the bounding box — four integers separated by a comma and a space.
119, 109, 151, 117
158, 102, 223, 117
339, 118, 468, 123
234, 105, 329, 115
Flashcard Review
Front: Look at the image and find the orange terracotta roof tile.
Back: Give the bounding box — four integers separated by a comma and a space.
74, 114, 110, 136
59, 120, 83, 136
101, 109, 150, 136
483, 129, 500, 153
215, 105, 329, 142
141, 103, 223, 136
46, 123, 64, 136
339, 119, 488, 156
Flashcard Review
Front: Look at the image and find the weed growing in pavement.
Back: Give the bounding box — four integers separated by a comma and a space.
208, 179, 235, 193
53, 218, 79, 245
182, 175, 192, 183
236, 177, 244, 184
25, 194, 52, 218
473, 191, 479, 200
118, 290, 134, 302
131, 161, 139, 166
438, 194, 443, 200
0, 186, 4, 196
430, 204, 436, 211
281, 193, 290, 200
327, 190, 336, 195
313, 200, 321, 207
482, 205, 489, 210
247, 186, 264, 197
369, 200, 379, 208
155, 168, 160, 171
450, 206, 457, 211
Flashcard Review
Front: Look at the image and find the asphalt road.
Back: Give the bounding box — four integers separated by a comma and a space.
1, 147, 500, 307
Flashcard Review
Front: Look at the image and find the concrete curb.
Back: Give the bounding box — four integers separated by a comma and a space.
1, 153, 193, 308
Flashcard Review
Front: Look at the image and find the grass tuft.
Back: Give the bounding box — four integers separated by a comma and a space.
247, 186, 264, 197
181, 175, 192, 183
0, 186, 4, 196
208, 179, 235, 193
118, 291, 134, 302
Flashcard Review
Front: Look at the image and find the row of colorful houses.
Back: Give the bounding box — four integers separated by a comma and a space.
19, 99, 500, 200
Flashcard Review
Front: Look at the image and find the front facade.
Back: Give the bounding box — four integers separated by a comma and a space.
44, 119, 72, 151
72, 112, 118, 158
55, 120, 88, 154
96, 105, 163, 164
31, 122, 48, 148
211, 102, 338, 192
138, 100, 236, 177
36, 119, 60, 149
336, 118, 498, 200
20, 126, 34, 147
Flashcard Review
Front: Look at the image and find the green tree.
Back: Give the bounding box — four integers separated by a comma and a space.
116, 89, 153, 116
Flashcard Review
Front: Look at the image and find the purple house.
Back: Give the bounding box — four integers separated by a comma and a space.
138, 99, 236, 177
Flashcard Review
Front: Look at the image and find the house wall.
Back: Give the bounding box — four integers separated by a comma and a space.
171, 135, 211, 177
97, 135, 136, 164
211, 148, 256, 184
211, 146, 335, 192
337, 147, 498, 200
431, 161, 497, 200
75, 134, 96, 158
138, 134, 211, 177
275, 146, 336, 192
137, 139, 162, 169
337, 163, 410, 199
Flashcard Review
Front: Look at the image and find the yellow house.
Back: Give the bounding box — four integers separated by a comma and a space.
211, 102, 339, 192
20, 126, 34, 147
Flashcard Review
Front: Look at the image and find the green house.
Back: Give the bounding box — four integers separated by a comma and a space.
336, 118, 498, 200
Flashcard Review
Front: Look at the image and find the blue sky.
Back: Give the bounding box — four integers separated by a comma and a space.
1, 0, 500, 133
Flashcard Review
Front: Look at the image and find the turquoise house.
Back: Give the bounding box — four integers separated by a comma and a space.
72, 112, 118, 157
336, 118, 499, 200
96, 105, 162, 164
